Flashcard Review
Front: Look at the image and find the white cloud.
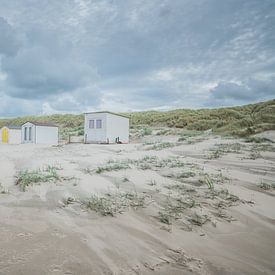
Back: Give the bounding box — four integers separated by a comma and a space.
0, 0, 274, 117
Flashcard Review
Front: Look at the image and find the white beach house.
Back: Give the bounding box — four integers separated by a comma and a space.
84, 111, 129, 144
21, 122, 59, 145
1, 125, 22, 144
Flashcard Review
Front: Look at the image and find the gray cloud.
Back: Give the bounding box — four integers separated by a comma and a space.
0, 0, 274, 117
0, 17, 21, 56
1, 27, 98, 100
206, 77, 275, 107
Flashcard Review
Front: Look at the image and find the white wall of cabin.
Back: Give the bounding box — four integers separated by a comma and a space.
106, 113, 129, 143
36, 126, 58, 145
84, 113, 129, 143
8, 129, 21, 144
84, 113, 107, 143
21, 123, 58, 145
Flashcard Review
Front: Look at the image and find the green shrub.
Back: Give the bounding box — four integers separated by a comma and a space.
142, 127, 153, 136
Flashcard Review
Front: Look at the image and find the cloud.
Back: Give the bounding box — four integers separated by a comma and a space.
0, 94, 42, 117
1, 27, 99, 100
207, 77, 275, 107
0, 0, 274, 117
0, 17, 21, 56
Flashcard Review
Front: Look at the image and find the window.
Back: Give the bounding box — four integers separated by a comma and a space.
89, 120, 95, 128
96, 119, 102, 129
24, 127, 27, 141
29, 127, 32, 141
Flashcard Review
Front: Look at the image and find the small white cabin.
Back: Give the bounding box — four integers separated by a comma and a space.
21, 122, 59, 145
84, 111, 129, 144
1, 125, 22, 144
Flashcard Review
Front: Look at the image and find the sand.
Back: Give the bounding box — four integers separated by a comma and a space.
0, 133, 275, 274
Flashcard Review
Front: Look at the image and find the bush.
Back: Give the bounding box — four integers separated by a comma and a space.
142, 127, 153, 136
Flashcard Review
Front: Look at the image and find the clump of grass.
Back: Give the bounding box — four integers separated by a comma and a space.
157, 158, 189, 168
251, 143, 275, 152
176, 197, 196, 208
141, 127, 152, 136
156, 129, 171, 136
214, 172, 231, 184
117, 156, 192, 171
131, 156, 157, 170
259, 181, 275, 190
214, 210, 235, 222
147, 180, 157, 186
16, 166, 61, 191
208, 143, 242, 159
83, 167, 93, 174
245, 137, 273, 143
200, 172, 231, 186
62, 196, 76, 206
178, 136, 186, 142
248, 150, 262, 160
45, 164, 63, 171
221, 190, 239, 202
122, 192, 146, 209
164, 183, 186, 192
188, 212, 210, 226
82, 191, 146, 216
177, 171, 196, 179
145, 142, 176, 151
157, 195, 196, 225
83, 195, 120, 216
15, 165, 74, 191
96, 160, 130, 174
158, 211, 172, 225
122, 176, 130, 182
209, 188, 240, 204
0, 183, 9, 194
180, 130, 202, 138
208, 150, 223, 159
200, 175, 214, 190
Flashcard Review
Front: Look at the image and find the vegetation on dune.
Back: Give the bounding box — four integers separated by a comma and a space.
82, 191, 147, 216
0, 99, 274, 139
127, 99, 275, 137
0, 183, 9, 194
15, 165, 75, 191
16, 167, 61, 191
258, 181, 275, 191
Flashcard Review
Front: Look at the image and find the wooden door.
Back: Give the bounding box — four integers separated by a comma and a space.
2, 128, 8, 143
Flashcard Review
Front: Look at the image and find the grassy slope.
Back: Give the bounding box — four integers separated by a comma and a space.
0, 99, 274, 138
127, 99, 275, 136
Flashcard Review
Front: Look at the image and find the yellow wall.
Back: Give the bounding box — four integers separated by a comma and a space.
2, 128, 8, 143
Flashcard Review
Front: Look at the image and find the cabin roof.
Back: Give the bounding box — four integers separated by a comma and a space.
23, 121, 58, 127
84, 111, 129, 119
2, 125, 21, 129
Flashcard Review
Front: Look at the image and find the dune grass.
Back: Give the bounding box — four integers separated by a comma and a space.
258, 181, 275, 190
16, 167, 60, 191
96, 160, 130, 174
16, 165, 74, 191
0, 183, 9, 194
82, 191, 146, 216
1, 99, 274, 140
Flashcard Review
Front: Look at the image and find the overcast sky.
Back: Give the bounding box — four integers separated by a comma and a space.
0, 0, 275, 117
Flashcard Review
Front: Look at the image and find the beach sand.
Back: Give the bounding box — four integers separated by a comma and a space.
0, 132, 275, 274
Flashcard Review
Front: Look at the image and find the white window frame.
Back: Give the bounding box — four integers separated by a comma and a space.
96, 119, 102, 129
29, 127, 32, 141
24, 127, 27, 141
89, 120, 95, 129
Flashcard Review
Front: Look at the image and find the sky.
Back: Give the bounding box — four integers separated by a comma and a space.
0, 0, 275, 117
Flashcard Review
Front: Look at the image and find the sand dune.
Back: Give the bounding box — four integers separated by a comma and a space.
0, 133, 275, 274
